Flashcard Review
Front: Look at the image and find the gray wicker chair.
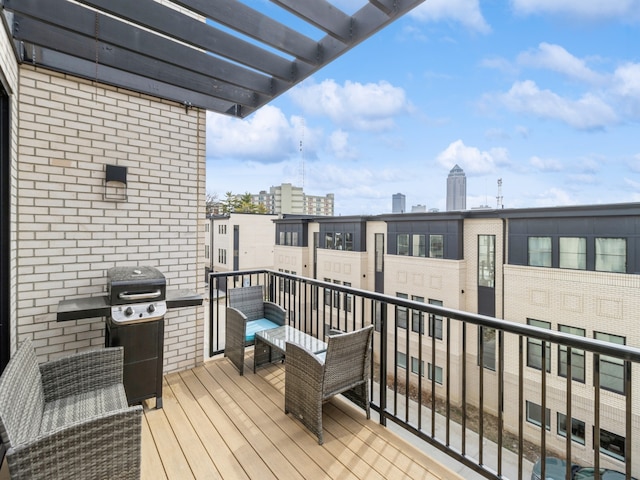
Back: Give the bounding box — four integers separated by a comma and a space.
0, 338, 142, 480
225, 285, 286, 375
284, 325, 374, 444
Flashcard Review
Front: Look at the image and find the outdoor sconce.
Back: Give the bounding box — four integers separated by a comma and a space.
104, 164, 128, 201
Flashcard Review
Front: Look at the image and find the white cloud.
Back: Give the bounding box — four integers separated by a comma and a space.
436, 140, 510, 175
289, 79, 410, 132
410, 0, 491, 33
510, 0, 640, 21
515, 125, 530, 138
611, 63, 640, 116
533, 187, 575, 207
206, 106, 297, 162
530, 156, 563, 172
517, 43, 606, 84
328, 130, 358, 160
494, 80, 617, 130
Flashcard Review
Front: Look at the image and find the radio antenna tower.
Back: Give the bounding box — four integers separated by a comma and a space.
496, 178, 503, 209
299, 119, 305, 188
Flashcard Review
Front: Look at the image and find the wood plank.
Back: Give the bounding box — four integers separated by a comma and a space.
178, 368, 276, 480
144, 396, 195, 479
167, 370, 250, 480
192, 364, 305, 479
208, 359, 346, 479
161, 374, 222, 479
141, 409, 168, 480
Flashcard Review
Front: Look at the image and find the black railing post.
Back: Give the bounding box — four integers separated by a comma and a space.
379, 301, 388, 427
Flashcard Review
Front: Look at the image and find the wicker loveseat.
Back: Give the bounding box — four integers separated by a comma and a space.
0, 338, 142, 480
225, 285, 286, 375
284, 325, 374, 444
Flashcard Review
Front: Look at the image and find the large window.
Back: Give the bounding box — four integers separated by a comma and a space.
411, 357, 425, 376
397, 352, 407, 369
595, 332, 625, 394
526, 401, 550, 430
558, 325, 585, 382
528, 237, 552, 267
557, 413, 585, 445
218, 248, 227, 264
412, 234, 426, 257
428, 363, 443, 385
595, 238, 626, 273
478, 235, 495, 287
428, 299, 443, 340
527, 319, 551, 372
559, 237, 586, 270
396, 293, 408, 329
599, 428, 626, 461
397, 234, 409, 256
429, 234, 444, 258
345, 233, 353, 251
479, 327, 496, 371
411, 295, 424, 334
325, 232, 334, 249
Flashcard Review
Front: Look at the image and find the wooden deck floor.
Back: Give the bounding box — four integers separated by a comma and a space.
141, 353, 463, 480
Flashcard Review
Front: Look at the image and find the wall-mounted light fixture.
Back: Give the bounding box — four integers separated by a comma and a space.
104, 164, 127, 201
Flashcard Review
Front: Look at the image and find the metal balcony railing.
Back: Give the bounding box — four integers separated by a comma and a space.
208, 270, 640, 480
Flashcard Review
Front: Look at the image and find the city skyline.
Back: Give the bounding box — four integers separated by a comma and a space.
206, 1, 640, 216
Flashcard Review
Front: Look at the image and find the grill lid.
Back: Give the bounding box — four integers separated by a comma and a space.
108, 266, 166, 305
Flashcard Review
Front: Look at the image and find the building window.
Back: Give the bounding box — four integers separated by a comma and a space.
428, 299, 443, 340
558, 325, 585, 382
557, 413, 585, 445
479, 326, 496, 371
428, 363, 443, 384
411, 295, 424, 333
397, 352, 407, 369
204, 245, 209, 259
219, 224, 227, 234
429, 234, 444, 258
595, 238, 626, 273
335, 232, 344, 250
528, 236, 552, 267
526, 401, 550, 430
333, 280, 341, 309
527, 319, 551, 372
279, 231, 285, 245
325, 232, 334, 249
412, 234, 426, 257
345, 233, 354, 251
411, 357, 425, 376
344, 282, 352, 313
218, 249, 227, 264
595, 332, 625, 394
478, 235, 495, 288
292, 232, 298, 246
396, 293, 408, 329
397, 234, 409, 256
324, 279, 332, 306
559, 237, 586, 270
375, 234, 384, 273
599, 428, 625, 461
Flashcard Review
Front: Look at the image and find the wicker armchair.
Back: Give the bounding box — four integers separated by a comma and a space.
225, 285, 286, 375
0, 338, 142, 480
284, 325, 374, 444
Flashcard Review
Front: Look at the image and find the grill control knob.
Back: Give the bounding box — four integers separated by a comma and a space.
125, 306, 134, 316
147, 304, 156, 314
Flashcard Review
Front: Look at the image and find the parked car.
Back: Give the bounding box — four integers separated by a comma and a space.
573, 467, 638, 480
531, 457, 580, 480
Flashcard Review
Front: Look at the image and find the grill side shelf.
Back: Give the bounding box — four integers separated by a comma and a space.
166, 290, 203, 309
57, 295, 110, 321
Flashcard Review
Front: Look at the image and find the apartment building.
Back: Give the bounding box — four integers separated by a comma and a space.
273, 203, 640, 473
204, 213, 279, 276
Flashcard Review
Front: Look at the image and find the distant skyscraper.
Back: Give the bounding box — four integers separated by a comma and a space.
446, 165, 466, 211
392, 193, 406, 213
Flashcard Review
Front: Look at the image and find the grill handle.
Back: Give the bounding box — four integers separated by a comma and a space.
118, 290, 162, 301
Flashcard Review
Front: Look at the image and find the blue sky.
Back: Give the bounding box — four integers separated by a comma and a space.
206, 0, 640, 215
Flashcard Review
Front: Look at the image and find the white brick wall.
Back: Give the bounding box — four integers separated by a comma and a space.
1, 18, 20, 356
15, 66, 206, 372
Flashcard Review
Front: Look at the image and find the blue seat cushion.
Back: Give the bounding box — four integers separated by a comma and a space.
245, 318, 280, 342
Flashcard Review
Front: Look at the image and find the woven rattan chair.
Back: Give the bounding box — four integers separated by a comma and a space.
284, 325, 374, 444
0, 338, 142, 480
225, 285, 286, 375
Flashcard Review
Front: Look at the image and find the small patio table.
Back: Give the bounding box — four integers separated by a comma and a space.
254, 325, 327, 373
